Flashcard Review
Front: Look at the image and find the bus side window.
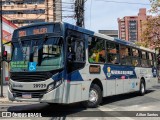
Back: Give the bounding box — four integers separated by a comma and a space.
88, 37, 105, 63
148, 52, 153, 67
106, 42, 119, 64
66, 35, 86, 73
67, 35, 86, 62
75, 41, 84, 62
120, 45, 131, 65
141, 51, 149, 67
131, 48, 140, 67
67, 37, 76, 61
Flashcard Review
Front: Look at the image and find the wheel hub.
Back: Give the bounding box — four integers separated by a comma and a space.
89, 90, 98, 103
141, 84, 145, 93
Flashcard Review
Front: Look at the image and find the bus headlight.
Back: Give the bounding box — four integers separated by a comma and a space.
47, 80, 62, 92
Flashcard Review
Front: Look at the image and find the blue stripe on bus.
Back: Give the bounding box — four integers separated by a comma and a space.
67, 71, 83, 81
52, 71, 64, 81
52, 70, 84, 82
103, 65, 137, 80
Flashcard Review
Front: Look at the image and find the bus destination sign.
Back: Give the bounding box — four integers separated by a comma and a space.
18, 27, 48, 37
19, 31, 26, 37
33, 28, 47, 35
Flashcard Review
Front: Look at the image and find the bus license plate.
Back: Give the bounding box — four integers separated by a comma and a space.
22, 93, 32, 99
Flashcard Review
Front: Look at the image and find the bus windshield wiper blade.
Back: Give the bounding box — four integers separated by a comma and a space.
18, 38, 25, 54
18, 38, 29, 61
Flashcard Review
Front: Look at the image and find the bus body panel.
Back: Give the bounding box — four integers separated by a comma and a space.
123, 79, 135, 93
62, 81, 91, 103
116, 79, 124, 94
134, 67, 157, 89
7, 22, 158, 104
106, 80, 116, 96
41, 83, 64, 103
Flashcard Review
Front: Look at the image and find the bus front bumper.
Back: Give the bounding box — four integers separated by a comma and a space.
8, 83, 64, 103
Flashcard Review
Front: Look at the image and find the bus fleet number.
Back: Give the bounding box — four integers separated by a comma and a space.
33, 84, 46, 88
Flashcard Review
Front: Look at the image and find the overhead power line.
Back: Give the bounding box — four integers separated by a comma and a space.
95, 0, 151, 6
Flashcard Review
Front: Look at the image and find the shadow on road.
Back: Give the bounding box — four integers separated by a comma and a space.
101, 90, 155, 106
7, 90, 155, 118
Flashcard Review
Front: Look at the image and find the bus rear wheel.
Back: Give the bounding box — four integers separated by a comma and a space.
82, 84, 102, 108
139, 80, 145, 96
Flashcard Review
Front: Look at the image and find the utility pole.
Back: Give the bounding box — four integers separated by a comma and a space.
75, 0, 85, 27
46, 0, 49, 22
0, 0, 4, 97
53, 0, 62, 22
53, 0, 56, 21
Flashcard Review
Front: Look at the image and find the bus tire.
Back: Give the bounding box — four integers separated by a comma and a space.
82, 84, 102, 108
139, 80, 145, 96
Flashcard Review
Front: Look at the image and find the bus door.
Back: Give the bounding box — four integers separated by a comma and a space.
66, 30, 86, 81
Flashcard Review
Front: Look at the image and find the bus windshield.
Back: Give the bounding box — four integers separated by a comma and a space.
10, 36, 64, 72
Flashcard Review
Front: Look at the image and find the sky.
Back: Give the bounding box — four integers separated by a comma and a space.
62, 0, 152, 32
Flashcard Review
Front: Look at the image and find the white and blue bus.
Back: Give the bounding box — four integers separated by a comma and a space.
4, 22, 158, 107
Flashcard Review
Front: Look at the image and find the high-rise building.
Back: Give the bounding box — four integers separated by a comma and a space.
2, 0, 62, 27
118, 8, 151, 43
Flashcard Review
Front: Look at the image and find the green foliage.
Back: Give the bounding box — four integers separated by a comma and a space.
149, 0, 160, 14
141, 0, 160, 48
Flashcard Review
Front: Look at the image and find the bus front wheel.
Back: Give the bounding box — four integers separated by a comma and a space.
82, 84, 102, 108
139, 80, 146, 96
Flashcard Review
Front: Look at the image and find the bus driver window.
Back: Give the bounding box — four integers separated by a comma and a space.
75, 41, 84, 61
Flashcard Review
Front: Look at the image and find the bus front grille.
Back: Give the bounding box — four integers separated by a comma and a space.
10, 72, 52, 82
12, 89, 46, 98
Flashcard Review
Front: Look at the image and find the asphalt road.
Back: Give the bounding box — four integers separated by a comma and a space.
1, 84, 160, 120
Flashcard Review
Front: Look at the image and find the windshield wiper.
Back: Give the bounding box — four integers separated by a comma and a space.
18, 38, 25, 54
18, 38, 29, 61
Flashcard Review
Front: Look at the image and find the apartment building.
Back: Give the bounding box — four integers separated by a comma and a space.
2, 0, 62, 27
118, 8, 151, 43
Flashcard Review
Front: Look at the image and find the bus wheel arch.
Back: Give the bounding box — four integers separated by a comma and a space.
139, 77, 146, 96
82, 79, 103, 108
92, 79, 103, 93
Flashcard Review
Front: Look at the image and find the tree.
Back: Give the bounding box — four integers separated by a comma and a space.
141, 0, 160, 49
149, 0, 160, 13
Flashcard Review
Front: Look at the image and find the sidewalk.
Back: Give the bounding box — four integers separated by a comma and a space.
0, 85, 11, 103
